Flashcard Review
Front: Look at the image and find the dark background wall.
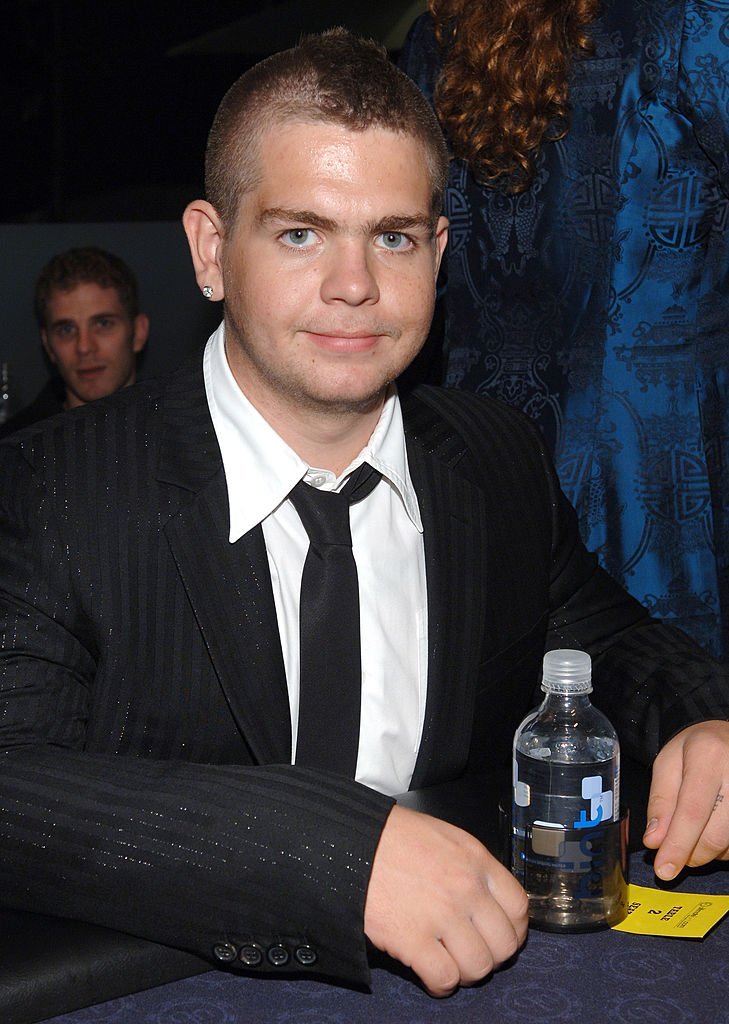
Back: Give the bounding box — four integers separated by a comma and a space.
5, 0, 425, 224
2, 0, 425, 412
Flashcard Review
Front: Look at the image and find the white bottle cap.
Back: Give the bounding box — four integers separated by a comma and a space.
541, 649, 592, 694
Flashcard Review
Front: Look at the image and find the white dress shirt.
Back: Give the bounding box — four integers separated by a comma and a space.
203, 323, 427, 795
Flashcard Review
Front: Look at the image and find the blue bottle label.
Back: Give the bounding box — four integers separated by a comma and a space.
513, 751, 619, 831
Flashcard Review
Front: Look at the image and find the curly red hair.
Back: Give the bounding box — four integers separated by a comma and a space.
429, 0, 600, 190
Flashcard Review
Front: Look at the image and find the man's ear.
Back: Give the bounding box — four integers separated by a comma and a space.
434, 215, 448, 278
182, 199, 226, 300
132, 313, 150, 354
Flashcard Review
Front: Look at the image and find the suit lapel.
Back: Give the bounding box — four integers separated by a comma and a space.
404, 391, 490, 789
156, 359, 292, 766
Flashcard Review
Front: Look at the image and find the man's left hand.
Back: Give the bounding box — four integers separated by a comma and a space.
643, 719, 729, 880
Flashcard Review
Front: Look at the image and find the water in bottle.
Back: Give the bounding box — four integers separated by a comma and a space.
511, 649, 627, 930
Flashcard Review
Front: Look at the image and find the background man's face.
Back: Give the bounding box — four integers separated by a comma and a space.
217, 121, 448, 420
41, 282, 148, 409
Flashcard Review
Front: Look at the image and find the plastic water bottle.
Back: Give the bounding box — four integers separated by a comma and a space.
511, 649, 625, 930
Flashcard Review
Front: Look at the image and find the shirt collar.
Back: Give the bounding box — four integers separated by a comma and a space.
203, 322, 422, 542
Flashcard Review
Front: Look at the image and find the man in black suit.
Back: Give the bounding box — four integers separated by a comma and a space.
1, 29, 728, 998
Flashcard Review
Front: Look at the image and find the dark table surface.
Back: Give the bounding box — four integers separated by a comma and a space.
42, 854, 729, 1024
8, 764, 729, 1024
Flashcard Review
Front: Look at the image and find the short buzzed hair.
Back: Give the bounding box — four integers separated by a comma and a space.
205, 27, 449, 229
34, 247, 139, 329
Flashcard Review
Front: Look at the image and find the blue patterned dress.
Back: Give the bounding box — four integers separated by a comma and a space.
400, 0, 729, 658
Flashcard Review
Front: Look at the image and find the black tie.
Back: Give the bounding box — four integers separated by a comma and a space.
289, 463, 381, 775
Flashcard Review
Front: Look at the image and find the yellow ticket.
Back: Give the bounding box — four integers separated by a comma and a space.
612, 883, 729, 938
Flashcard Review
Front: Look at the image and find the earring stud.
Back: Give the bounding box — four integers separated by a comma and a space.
202, 285, 214, 299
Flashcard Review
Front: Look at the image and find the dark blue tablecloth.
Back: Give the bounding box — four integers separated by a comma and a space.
44, 854, 729, 1024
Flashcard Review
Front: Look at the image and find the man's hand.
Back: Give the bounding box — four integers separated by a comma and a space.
643, 720, 729, 880
364, 804, 528, 997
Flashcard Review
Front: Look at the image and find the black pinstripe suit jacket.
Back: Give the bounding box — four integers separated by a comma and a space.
0, 357, 727, 984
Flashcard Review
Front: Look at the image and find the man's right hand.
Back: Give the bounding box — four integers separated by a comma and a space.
364, 804, 528, 997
